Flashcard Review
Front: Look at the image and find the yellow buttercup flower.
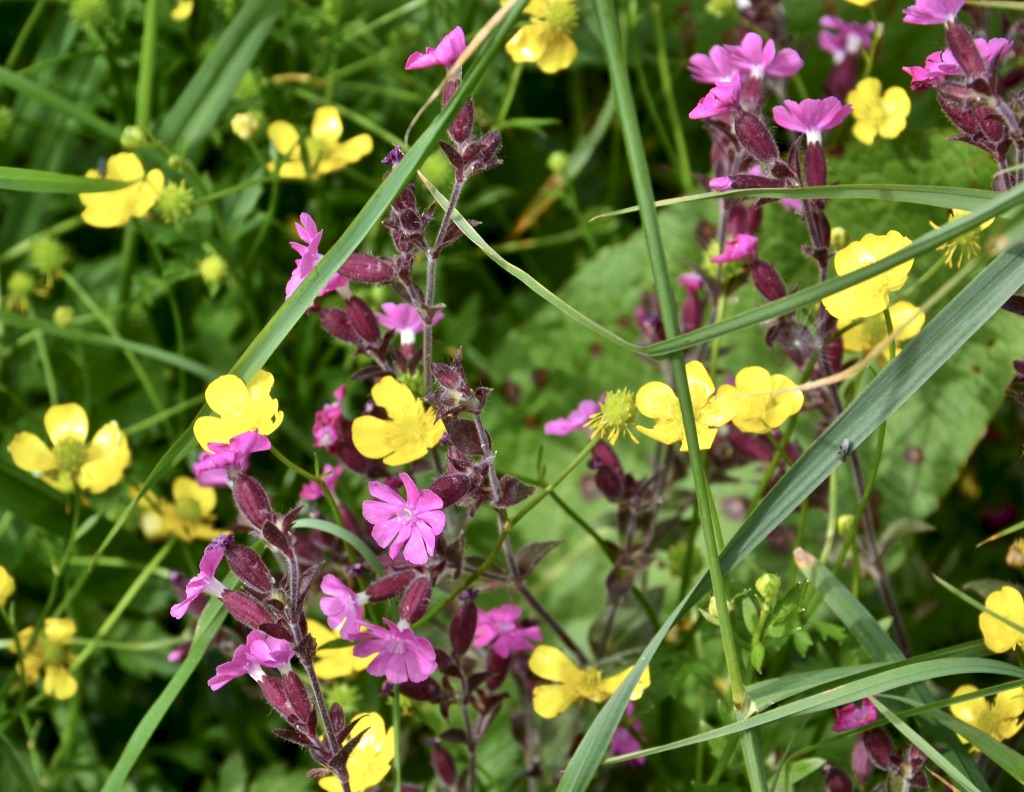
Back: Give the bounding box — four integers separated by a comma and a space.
78, 152, 165, 229
10, 617, 79, 700
635, 362, 738, 452
838, 300, 925, 363
351, 376, 445, 466
821, 230, 914, 323
309, 619, 374, 680
583, 387, 638, 445
0, 565, 15, 607
138, 475, 223, 543
193, 370, 283, 452
528, 644, 651, 719
842, 0, 876, 6
716, 366, 804, 435
502, 0, 579, 74
950, 684, 1024, 749
930, 209, 994, 269
170, 0, 193, 21
267, 106, 373, 180
979, 586, 1024, 654
846, 78, 911, 146
8, 402, 131, 494
317, 712, 395, 792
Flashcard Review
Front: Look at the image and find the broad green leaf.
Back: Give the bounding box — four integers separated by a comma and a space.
0, 166, 129, 194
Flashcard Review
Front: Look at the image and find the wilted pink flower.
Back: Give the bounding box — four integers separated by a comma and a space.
689, 80, 741, 120
609, 704, 647, 767
362, 472, 446, 565
208, 630, 294, 690
688, 45, 737, 84
300, 464, 343, 501
772, 97, 852, 144
711, 233, 758, 263
405, 26, 466, 70
286, 213, 348, 301
170, 534, 231, 619
902, 0, 964, 26
375, 302, 443, 346
819, 16, 875, 64
724, 32, 803, 80
320, 573, 367, 640
354, 618, 437, 683
833, 699, 879, 731
312, 386, 346, 448
193, 430, 271, 488
544, 399, 600, 437
903, 37, 1013, 89
473, 604, 543, 657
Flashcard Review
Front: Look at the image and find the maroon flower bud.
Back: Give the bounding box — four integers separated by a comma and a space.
852, 734, 873, 784
429, 474, 472, 507
441, 79, 460, 108
449, 600, 477, 655
346, 297, 381, 344
226, 544, 274, 595
221, 590, 275, 630
338, 252, 397, 285
735, 111, 780, 162
399, 677, 443, 701
282, 671, 314, 728
320, 307, 359, 344
946, 20, 986, 80
804, 141, 827, 187
822, 763, 853, 792
449, 100, 474, 146
432, 746, 458, 786
259, 675, 290, 718
439, 140, 464, 174
591, 441, 626, 501
750, 259, 787, 301
399, 576, 433, 623
682, 290, 704, 332
863, 728, 899, 771
486, 648, 510, 689
233, 473, 275, 528
365, 570, 418, 602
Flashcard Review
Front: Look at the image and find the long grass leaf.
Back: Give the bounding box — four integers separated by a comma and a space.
0, 66, 121, 142
0, 166, 128, 193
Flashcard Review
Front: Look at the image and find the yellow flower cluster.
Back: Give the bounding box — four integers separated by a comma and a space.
10, 617, 79, 700
846, 78, 911, 147
267, 106, 373, 180
528, 644, 651, 719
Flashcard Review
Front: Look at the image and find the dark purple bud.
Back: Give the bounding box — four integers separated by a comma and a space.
726, 173, 786, 190
338, 253, 397, 285
904, 745, 927, 774
946, 20, 986, 80
400, 576, 433, 623
329, 702, 345, 735
400, 678, 443, 701
429, 474, 472, 507
320, 307, 359, 344
346, 298, 381, 343
260, 676, 291, 719
442, 417, 485, 455
804, 142, 827, 187
381, 146, 404, 167
591, 441, 626, 501
441, 79, 460, 108
226, 544, 274, 595
432, 746, 458, 786
682, 290, 703, 332
863, 728, 899, 771
282, 671, 314, 727
486, 649, 510, 689
449, 600, 478, 655
494, 475, 535, 508
261, 522, 291, 554
260, 621, 293, 642
449, 100, 474, 146
750, 259, 788, 301
736, 111, 780, 162
1003, 296, 1024, 316
366, 570, 418, 602
822, 763, 853, 792
439, 140, 463, 173
233, 473, 274, 527
221, 590, 275, 630
852, 734, 873, 784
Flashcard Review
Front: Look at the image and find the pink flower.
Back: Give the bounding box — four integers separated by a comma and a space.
903, 38, 1013, 89
711, 233, 758, 263
300, 464, 343, 501
772, 97, 852, 145
355, 618, 437, 683
779, 198, 803, 213
544, 399, 600, 437
609, 704, 647, 767
688, 45, 737, 84
312, 386, 346, 448
208, 630, 294, 690
678, 272, 704, 292
362, 473, 446, 566
170, 535, 231, 619
286, 213, 348, 301
319, 573, 367, 640
405, 26, 466, 71
833, 699, 879, 731
819, 16, 875, 64
708, 176, 733, 191
473, 604, 543, 657
193, 431, 272, 488
375, 302, 443, 346
902, 0, 964, 25
689, 80, 741, 120
724, 32, 803, 80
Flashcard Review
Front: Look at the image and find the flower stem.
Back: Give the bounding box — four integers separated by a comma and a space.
510, 437, 599, 526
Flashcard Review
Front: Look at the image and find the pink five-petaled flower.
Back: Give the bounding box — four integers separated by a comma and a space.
286, 213, 348, 301
724, 32, 804, 80
192, 430, 271, 488
833, 699, 879, 731
208, 630, 294, 690
375, 302, 443, 346
319, 573, 368, 640
903, 38, 1013, 89
544, 399, 600, 437
170, 534, 231, 619
354, 618, 437, 683
902, 0, 964, 25
312, 386, 345, 448
362, 472, 446, 566
711, 233, 758, 263
300, 464, 343, 501
405, 26, 466, 71
772, 98, 852, 145
687, 45, 738, 84
689, 80, 741, 120
473, 604, 543, 658
819, 16, 876, 64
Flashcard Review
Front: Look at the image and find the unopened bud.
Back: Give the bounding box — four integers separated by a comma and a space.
750, 259, 787, 302
154, 180, 195, 224
120, 125, 147, 149
431, 746, 458, 785
52, 305, 75, 328
449, 600, 477, 655
221, 589, 275, 629
399, 576, 433, 624
755, 573, 781, 602
230, 111, 261, 141
448, 100, 474, 146
226, 544, 275, 595
232, 472, 275, 528
1007, 539, 1024, 570
830, 226, 848, 250
837, 514, 856, 538
546, 150, 569, 174
365, 570, 418, 602
735, 111, 780, 162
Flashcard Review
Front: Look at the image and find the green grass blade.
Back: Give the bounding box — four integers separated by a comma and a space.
928, 709, 1024, 783
0, 66, 121, 142
293, 517, 384, 576
0, 729, 36, 791
0, 166, 129, 193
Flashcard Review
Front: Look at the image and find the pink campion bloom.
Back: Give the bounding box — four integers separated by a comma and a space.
300, 464, 343, 501
688, 45, 737, 84
678, 272, 704, 292
779, 198, 803, 213
902, 0, 964, 25
312, 386, 346, 448
170, 534, 232, 619
320, 573, 368, 640
609, 704, 647, 767
473, 604, 543, 657
903, 37, 1013, 89
354, 618, 437, 683
362, 472, 446, 566
544, 399, 600, 437
405, 26, 466, 70
724, 32, 803, 80
375, 302, 443, 346
711, 233, 758, 263
193, 431, 272, 488
167, 643, 189, 663
819, 16, 875, 64
708, 176, 733, 191
772, 98, 852, 145
208, 630, 294, 690
689, 80, 741, 120
285, 213, 348, 301
833, 699, 879, 731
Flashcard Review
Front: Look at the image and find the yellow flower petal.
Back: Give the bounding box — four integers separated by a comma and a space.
599, 664, 652, 701
267, 120, 301, 158
532, 682, 582, 719
505, 23, 550, 64
43, 664, 78, 700
8, 432, 56, 475
44, 402, 89, 446
44, 617, 77, 644
536, 31, 578, 74
317, 133, 375, 176
79, 420, 130, 493
171, 475, 218, 517
951, 683, 1024, 748
104, 152, 145, 182
311, 105, 344, 143
170, 0, 194, 20
0, 565, 15, 607
980, 586, 1024, 654
822, 231, 914, 322
528, 644, 580, 684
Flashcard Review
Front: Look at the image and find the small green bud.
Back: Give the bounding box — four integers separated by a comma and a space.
197, 252, 229, 285
750, 641, 766, 673
546, 150, 569, 174
154, 180, 195, 224
120, 125, 147, 149
704, 0, 734, 19
52, 305, 76, 328
755, 573, 782, 602
831, 226, 848, 250
837, 513, 856, 538
4, 270, 37, 311
166, 154, 189, 171
28, 236, 72, 278
69, 0, 109, 28
230, 111, 261, 141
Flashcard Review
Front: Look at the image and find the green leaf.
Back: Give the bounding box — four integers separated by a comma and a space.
293, 518, 384, 576
0, 166, 129, 194
0, 66, 121, 142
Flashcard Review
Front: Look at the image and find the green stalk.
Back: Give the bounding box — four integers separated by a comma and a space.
496, 63, 523, 124
4, 0, 48, 69
0, 67, 121, 142
650, 0, 693, 193
135, 0, 159, 130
